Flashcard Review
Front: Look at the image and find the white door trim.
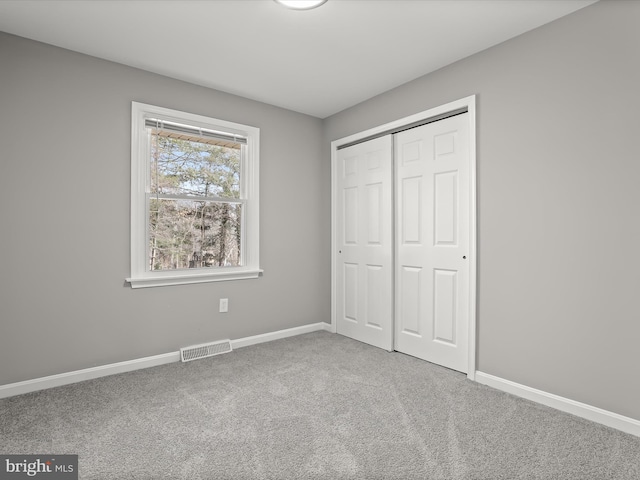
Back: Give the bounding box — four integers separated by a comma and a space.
331, 95, 477, 380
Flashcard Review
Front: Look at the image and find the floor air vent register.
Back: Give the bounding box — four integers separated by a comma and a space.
180, 340, 232, 362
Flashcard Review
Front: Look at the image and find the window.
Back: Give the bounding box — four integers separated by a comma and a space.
127, 102, 260, 288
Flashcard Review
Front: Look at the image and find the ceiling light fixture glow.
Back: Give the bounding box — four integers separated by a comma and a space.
274, 0, 327, 10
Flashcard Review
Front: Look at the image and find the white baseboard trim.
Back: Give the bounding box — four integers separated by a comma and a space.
0, 352, 180, 400
230, 322, 332, 349
0, 322, 332, 400
475, 371, 640, 438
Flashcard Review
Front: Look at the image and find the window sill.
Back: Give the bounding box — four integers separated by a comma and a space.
126, 268, 262, 289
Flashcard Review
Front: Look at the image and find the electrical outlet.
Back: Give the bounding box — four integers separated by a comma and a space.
219, 298, 228, 313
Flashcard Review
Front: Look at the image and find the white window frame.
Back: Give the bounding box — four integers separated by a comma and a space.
127, 102, 261, 288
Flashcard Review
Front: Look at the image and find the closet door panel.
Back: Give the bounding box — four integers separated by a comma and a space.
395, 114, 470, 373
335, 135, 393, 350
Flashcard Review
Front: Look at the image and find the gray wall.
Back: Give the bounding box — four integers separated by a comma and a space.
324, 0, 640, 421
0, 32, 328, 385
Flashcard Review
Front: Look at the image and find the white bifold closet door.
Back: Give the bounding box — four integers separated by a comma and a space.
335, 113, 470, 373
394, 113, 470, 373
335, 135, 394, 351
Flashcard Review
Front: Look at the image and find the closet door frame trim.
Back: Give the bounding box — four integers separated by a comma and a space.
330, 95, 477, 381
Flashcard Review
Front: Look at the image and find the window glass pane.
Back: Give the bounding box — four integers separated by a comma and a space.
149, 199, 242, 271
150, 133, 240, 199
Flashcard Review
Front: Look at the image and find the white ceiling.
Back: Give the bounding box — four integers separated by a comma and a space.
0, 0, 597, 118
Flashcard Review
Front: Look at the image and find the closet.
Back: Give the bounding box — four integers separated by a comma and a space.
332, 98, 475, 374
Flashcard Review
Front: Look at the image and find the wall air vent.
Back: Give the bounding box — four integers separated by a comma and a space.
180, 340, 232, 362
